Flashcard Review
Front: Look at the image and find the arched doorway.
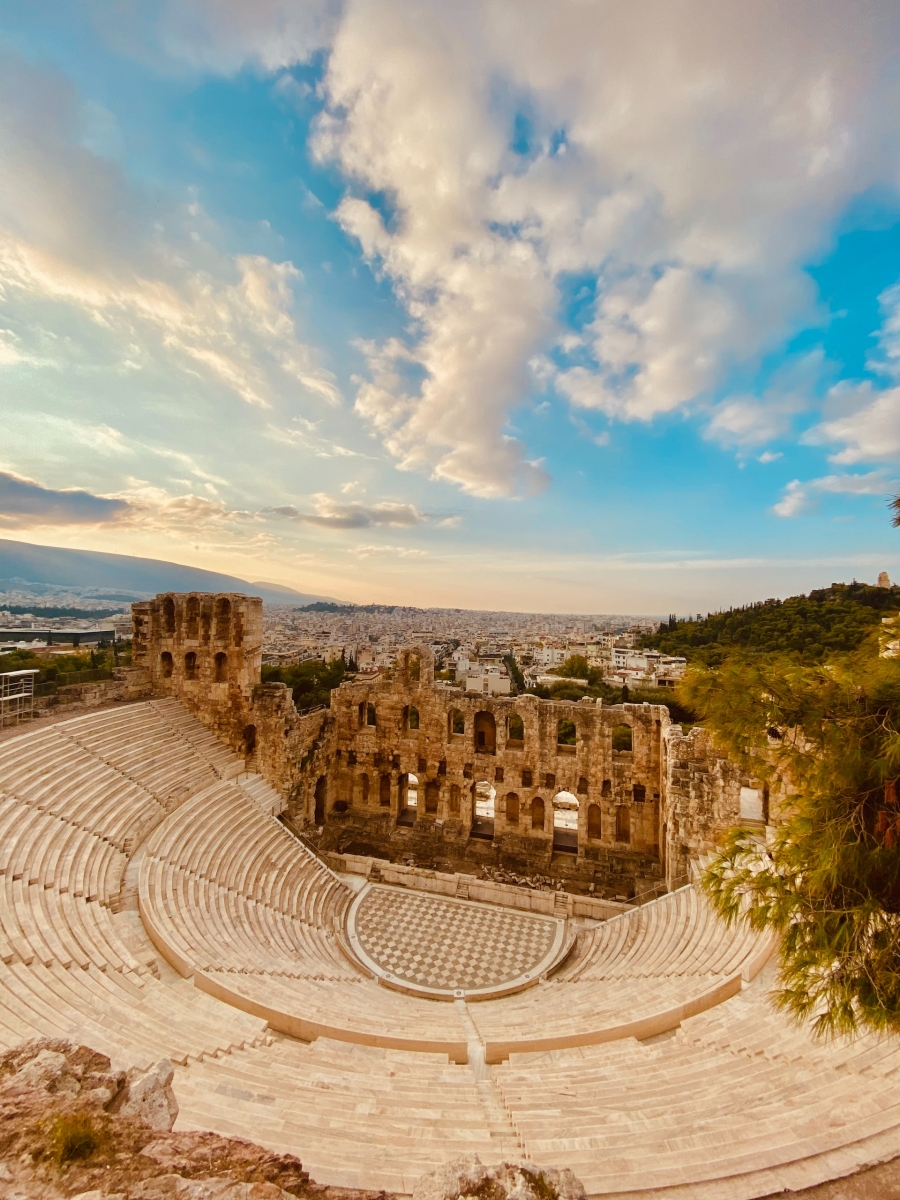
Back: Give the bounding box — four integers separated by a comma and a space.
552, 790, 579, 854
473, 711, 496, 754
242, 724, 257, 758
470, 779, 496, 840
397, 772, 418, 826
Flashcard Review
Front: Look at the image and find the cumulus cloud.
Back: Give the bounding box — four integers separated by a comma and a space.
0, 471, 131, 528
265, 493, 428, 528
297, 0, 900, 495
772, 471, 892, 517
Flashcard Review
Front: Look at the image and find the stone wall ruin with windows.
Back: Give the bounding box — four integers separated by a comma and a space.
132, 599, 758, 896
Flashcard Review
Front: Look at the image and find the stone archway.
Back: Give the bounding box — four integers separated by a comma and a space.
471, 779, 496, 840
552, 790, 579, 854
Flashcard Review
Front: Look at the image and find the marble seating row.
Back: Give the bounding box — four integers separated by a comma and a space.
564, 884, 772, 982
142, 785, 350, 928
492, 965, 900, 1197
175, 1036, 509, 1193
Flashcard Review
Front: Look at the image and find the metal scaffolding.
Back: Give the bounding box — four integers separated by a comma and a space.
0, 669, 40, 728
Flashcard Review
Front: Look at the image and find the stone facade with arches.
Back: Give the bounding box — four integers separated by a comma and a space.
132, 602, 765, 895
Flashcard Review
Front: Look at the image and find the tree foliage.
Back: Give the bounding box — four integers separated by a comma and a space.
261, 657, 346, 712
683, 639, 900, 1038
646, 582, 900, 666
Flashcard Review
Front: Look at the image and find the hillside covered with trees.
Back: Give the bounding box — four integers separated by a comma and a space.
645, 581, 900, 665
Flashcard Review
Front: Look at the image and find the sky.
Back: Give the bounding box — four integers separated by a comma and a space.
3, 1, 900, 613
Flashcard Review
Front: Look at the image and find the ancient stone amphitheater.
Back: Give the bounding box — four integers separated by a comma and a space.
2, 595, 900, 1198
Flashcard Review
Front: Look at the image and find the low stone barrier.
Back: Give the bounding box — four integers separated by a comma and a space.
324, 852, 633, 920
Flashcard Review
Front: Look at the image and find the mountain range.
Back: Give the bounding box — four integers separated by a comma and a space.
0, 540, 338, 607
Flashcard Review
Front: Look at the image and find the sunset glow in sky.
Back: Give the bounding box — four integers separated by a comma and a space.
3, 2, 900, 610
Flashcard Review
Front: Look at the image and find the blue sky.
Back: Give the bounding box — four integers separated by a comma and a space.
3, 1, 900, 612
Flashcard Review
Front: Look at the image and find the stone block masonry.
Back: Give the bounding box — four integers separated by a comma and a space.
132, 597, 759, 893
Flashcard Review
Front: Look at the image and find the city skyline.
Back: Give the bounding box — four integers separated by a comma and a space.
3, 2, 900, 611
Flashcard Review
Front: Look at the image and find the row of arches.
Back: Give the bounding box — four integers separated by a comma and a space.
161, 594, 234, 642
357, 702, 635, 754
316, 770, 638, 844
159, 650, 228, 681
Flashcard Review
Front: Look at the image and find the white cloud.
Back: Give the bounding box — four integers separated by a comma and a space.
806, 381, 900, 464
352, 544, 429, 558
265, 493, 429, 528
301, 0, 900, 495
758, 451, 783, 464
704, 350, 823, 449
773, 470, 892, 517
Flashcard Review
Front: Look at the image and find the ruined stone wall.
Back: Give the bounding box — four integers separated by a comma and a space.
131, 596, 778, 891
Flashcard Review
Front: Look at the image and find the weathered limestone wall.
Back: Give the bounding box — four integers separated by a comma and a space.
130, 596, 776, 892
32, 667, 152, 716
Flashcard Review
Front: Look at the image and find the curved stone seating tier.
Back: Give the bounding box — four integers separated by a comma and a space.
174, 1036, 512, 1193
492, 964, 900, 1197
561, 885, 773, 983
0, 958, 268, 1072
141, 784, 352, 929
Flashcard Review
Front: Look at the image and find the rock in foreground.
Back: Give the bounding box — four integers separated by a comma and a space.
413, 1155, 586, 1200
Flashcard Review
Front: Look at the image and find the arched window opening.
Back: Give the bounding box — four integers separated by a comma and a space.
424, 780, 439, 814
552, 791, 579, 854
214, 596, 232, 641
471, 780, 496, 840
242, 725, 257, 757
449, 709, 465, 736
557, 718, 577, 747
531, 796, 545, 832
633, 783, 646, 803
587, 803, 602, 839
162, 596, 176, 635
214, 652, 227, 682
612, 723, 633, 753
398, 772, 419, 825
449, 783, 461, 816
185, 596, 200, 640
379, 774, 392, 807
408, 654, 421, 683
601, 779, 612, 798
360, 773, 370, 805
505, 792, 520, 824
184, 651, 198, 680
160, 651, 173, 679
474, 711, 496, 754
507, 712, 524, 744
403, 704, 420, 731
314, 776, 327, 826
366, 702, 377, 727
616, 805, 631, 843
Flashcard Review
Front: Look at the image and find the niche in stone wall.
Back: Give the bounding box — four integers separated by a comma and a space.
163, 596, 176, 636
424, 780, 439, 814
184, 651, 198, 680
449, 783, 461, 816
379, 773, 392, 807
587, 803, 602, 839
531, 795, 545, 832
366, 703, 377, 727
474, 711, 496, 754
185, 596, 200, 640
360, 773, 370, 805
242, 724, 257, 757
160, 651, 173, 678
612, 723, 633, 753
615, 805, 631, 843
505, 791, 520, 823
214, 596, 231, 641
314, 776, 327, 825
632, 784, 646, 803
214, 652, 227, 682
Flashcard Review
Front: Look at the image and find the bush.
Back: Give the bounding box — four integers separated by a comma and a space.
45, 1112, 103, 1164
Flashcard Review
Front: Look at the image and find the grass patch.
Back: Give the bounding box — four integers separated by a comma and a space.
44, 1112, 104, 1164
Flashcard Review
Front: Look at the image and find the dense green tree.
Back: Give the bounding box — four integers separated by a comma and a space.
557, 654, 591, 679
683, 639, 900, 1037
644, 582, 900, 665
262, 657, 346, 712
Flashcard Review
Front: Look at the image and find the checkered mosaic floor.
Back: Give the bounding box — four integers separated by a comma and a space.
353, 886, 558, 992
